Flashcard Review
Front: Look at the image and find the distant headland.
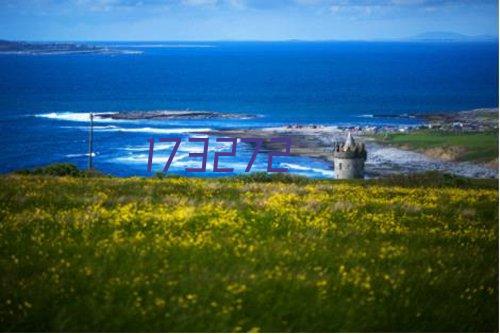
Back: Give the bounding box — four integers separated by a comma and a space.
97, 110, 258, 120
0, 40, 140, 55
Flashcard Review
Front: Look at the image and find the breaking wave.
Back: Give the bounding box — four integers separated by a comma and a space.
36, 112, 118, 123
65, 153, 96, 158
60, 125, 211, 134
280, 163, 334, 177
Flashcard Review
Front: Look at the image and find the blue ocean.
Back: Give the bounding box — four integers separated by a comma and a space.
0, 42, 498, 177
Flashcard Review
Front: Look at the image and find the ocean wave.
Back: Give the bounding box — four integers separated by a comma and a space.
356, 113, 416, 119
36, 112, 118, 123
115, 153, 189, 164
280, 163, 334, 177
119, 50, 143, 54
65, 153, 96, 158
114, 151, 255, 172
110, 44, 215, 48
96, 126, 211, 134
123, 140, 233, 153
123, 143, 173, 152
61, 125, 211, 134
114, 153, 217, 171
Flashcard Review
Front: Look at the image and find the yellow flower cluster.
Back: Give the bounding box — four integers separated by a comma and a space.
0, 175, 497, 332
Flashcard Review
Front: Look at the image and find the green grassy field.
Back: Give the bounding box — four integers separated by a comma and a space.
375, 130, 498, 162
0, 174, 498, 331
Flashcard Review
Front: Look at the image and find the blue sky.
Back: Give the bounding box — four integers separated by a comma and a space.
0, 0, 498, 41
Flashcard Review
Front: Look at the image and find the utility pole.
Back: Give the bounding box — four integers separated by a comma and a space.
88, 113, 94, 170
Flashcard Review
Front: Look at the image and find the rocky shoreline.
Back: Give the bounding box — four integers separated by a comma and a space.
204, 125, 497, 178
96, 107, 497, 177
340, 107, 498, 134
203, 108, 498, 178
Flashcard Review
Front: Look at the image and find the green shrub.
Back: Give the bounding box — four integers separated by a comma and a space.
15, 163, 82, 177
14, 163, 107, 178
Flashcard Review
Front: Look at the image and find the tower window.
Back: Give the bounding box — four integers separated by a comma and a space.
339, 163, 342, 170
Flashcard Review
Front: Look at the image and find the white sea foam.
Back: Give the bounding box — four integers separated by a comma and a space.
123, 142, 175, 152
61, 124, 211, 134
119, 50, 144, 54
121, 139, 232, 155
111, 44, 215, 48
262, 125, 340, 135
114, 148, 254, 172
114, 153, 218, 172
36, 112, 118, 123
65, 153, 96, 158
280, 163, 334, 177
115, 153, 189, 164
96, 126, 211, 134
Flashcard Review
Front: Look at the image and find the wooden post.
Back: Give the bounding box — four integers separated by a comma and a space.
88, 113, 94, 170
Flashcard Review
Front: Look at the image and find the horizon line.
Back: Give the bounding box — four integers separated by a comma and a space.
3, 37, 499, 43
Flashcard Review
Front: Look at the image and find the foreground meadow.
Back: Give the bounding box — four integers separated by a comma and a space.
0, 174, 498, 332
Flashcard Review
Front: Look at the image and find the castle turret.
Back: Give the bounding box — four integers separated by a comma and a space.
333, 132, 367, 179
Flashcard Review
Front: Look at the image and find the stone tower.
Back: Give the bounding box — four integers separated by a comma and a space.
333, 132, 367, 179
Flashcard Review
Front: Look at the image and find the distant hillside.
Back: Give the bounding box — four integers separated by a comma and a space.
0, 40, 134, 54
409, 32, 497, 42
